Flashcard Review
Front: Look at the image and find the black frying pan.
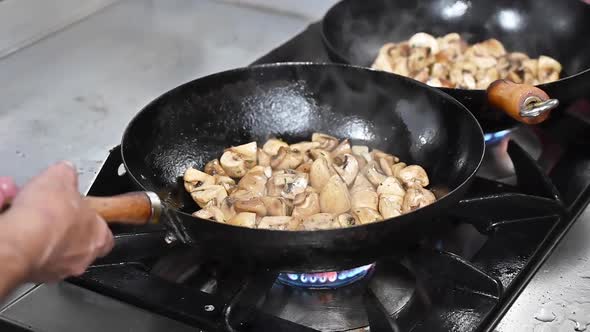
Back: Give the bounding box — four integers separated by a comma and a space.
321, 0, 590, 133
90, 63, 484, 272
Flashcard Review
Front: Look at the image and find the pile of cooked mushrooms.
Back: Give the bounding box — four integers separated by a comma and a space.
183, 133, 436, 230
371, 32, 562, 89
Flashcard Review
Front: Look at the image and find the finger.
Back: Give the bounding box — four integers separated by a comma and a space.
39, 161, 78, 190
96, 219, 114, 258
0, 177, 18, 200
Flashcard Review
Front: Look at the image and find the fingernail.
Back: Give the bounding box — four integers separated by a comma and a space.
60, 160, 76, 170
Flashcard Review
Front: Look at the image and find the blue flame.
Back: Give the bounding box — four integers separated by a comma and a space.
484, 129, 512, 144
277, 264, 375, 289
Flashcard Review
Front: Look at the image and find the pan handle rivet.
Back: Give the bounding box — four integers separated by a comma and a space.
204, 305, 215, 312
164, 233, 177, 244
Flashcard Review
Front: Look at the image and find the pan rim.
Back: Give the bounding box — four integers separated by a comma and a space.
120, 62, 485, 235
319, 0, 590, 92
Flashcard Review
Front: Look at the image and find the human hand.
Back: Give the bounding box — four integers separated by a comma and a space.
3, 161, 114, 283
0, 176, 18, 208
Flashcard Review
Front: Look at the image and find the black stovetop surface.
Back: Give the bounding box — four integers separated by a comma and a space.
63, 23, 590, 332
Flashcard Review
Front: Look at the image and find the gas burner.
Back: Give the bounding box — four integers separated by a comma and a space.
277, 264, 375, 289
263, 262, 415, 331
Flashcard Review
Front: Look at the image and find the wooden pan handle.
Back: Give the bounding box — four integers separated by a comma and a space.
85, 192, 162, 225
487, 79, 559, 125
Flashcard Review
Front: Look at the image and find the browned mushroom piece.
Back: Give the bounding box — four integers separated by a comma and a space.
192, 203, 227, 223
309, 157, 333, 191
319, 175, 352, 214
227, 142, 257, 169
219, 197, 237, 220
402, 187, 436, 213
301, 213, 337, 230
234, 197, 267, 217
409, 32, 439, 53
350, 188, 379, 211
290, 141, 321, 154
261, 196, 290, 216
291, 192, 321, 219
379, 194, 404, 219
332, 154, 359, 186
538, 55, 562, 84
377, 177, 406, 197
189, 184, 228, 209
204, 159, 227, 176
335, 213, 358, 228
183, 167, 215, 192
352, 207, 383, 225
257, 216, 297, 230
257, 148, 271, 167
398, 165, 430, 188
364, 161, 388, 186
270, 146, 303, 170
220, 150, 247, 178
266, 170, 309, 200
330, 139, 352, 158
309, 148, 332, 163
227, 212, 257, 228
262, 138, 289, 156
237, 166, 269, 197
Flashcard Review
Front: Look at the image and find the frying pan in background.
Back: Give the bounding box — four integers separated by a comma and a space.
321, 0, 590, 133
84, 63, 484, 272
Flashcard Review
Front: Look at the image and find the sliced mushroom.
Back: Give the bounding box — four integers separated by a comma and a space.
319, 175, 351, 214
219, 197, 237, 220
473, 38, 506, 58
266, 170, 309, 199
351, 173, 375, 192
227, 141, 257, 169
398, 165, 430, 188
364, 161, 388, 186
412, 67, 430, 83
237, 166, 268, 196
204, 159, 226, 176
352, 207, 383, 225
390, 162, 406, 179
409, 32, 439, 53
257, 148, 271, 167
351, 188, 379, 210
332, 154, 359, 186
377, 177, 406, 197
261, 196, 290, 216
402, 187, 436, 213
372, 150, 398, 176
214, 175, 237, 195
309, 157, 333, 191
379, 194, 403, 219
538, 55, 562, 84
183, 167, 215, 192
301, 213, 336, 230
330, 139, 352, 159
234, 197, 267, 217
295, 161, 313, 173
309, 149, 332, 163
292, 192, 321, 219
258, 216, 296, 230
351, 145, 369, 157
220, 150, 247, 178
290, 141, 320, 154
270, 146, 303, 170
335, 213, 358, 228
312, 133, 339, 151
190, 185, 228, 208
227, 212, 257, 228
192, 203, 226, 223
262, 138, 289, 156
229, 189, 258, 201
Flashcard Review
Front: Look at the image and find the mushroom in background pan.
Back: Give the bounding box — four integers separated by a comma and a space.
372, 32, 562, 88
183, 134, 437, 230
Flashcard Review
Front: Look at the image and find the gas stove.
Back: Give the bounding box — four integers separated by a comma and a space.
2, 21, 590, 332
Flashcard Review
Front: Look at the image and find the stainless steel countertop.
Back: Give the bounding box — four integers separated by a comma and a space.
1, 0, 589, 331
